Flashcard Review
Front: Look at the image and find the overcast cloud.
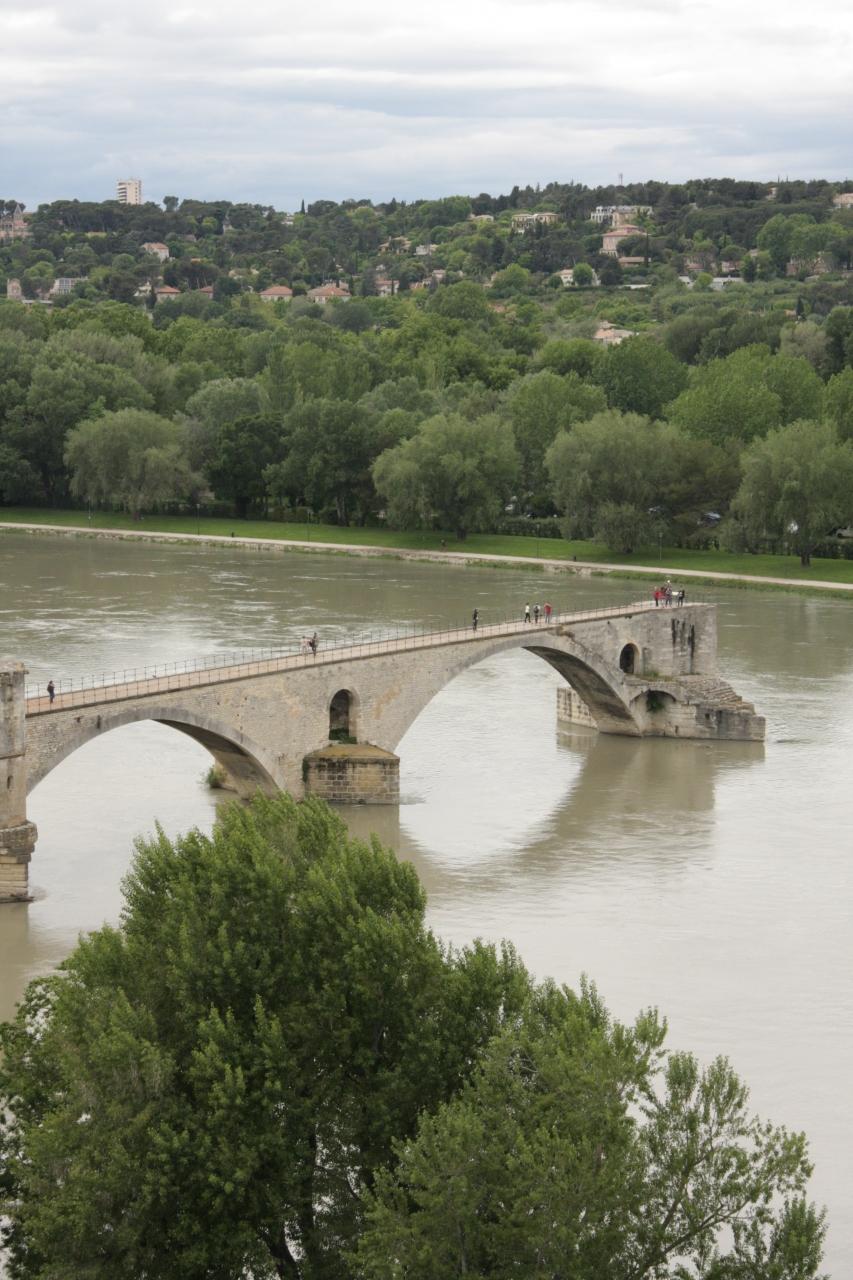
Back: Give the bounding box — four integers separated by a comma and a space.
1, 0, 851, 208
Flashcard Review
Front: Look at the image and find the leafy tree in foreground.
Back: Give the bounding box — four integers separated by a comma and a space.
358, 981, 826, 1280
728, 419, 853, 565
0, 793, 528, 1280
373, 412, 519, 539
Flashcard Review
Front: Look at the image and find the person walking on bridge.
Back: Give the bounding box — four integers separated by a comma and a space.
523, 602, 531, 624
544, 602, 553, 622
472, 608, 479, 632
47, 679, 55, 706
308, 633, 318, 656
533, 602, 541, 624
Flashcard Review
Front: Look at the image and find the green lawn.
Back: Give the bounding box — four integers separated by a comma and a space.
3, 507, 853, 586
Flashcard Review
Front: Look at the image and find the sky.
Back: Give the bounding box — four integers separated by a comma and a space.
1, 0, 852, 210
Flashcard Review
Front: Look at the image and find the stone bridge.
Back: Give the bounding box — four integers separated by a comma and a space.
1, 601, 763, 901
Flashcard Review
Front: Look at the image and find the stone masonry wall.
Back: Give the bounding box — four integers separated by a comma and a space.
304, 745, 399, 804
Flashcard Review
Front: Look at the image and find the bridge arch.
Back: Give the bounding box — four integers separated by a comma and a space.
25, 701, 279, 799
380, 630, 642, 753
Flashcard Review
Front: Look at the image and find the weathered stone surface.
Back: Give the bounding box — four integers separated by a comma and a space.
556, 686, 597, 728
304, 745, 399, 805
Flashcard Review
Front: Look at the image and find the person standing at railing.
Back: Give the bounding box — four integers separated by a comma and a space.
533, 602, 541, 624
47, 679, 55, 706
309, 633, 318, 656
472, 608, 479, 632
544, 602, 552, 623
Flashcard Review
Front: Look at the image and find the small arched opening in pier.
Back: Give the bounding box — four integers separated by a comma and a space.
329, 689, 357, 742
619, 643, 639, 675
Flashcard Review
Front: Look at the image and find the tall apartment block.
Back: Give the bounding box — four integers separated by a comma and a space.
116, 178, 143, 205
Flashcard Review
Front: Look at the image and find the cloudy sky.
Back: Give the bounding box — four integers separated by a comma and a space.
1, 0, 851, 209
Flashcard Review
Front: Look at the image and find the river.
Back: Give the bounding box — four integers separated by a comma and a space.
1, 530, 851, 1274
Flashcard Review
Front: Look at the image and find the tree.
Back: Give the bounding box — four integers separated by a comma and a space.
7, 348, 152, 500
183, 377, 266, 471
824, 366, 853, 440
824, 306, 853, 374
0, 793, 528, 1280
729, 419, 853, 565
534, 337, 601, 379
505, 370, 605, 505
205, 414, 285, 516
572, 261, 594, 286
668, 347, 784, 446
358, 982, 826, 1280
272, 399, 376, 525
163, 195, 180, 213
599, 338, 688, 419
546, 410, 731, 553
0, 443, 41, 504
64, 408, 199, 515
373, 412, 519, 539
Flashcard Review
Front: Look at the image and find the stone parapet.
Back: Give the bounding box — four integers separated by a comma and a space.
304, 744, 399, 805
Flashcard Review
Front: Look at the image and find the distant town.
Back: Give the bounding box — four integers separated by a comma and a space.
2, 176, 852, 321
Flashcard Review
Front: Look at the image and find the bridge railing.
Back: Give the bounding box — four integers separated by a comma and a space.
24, 595, 704, 710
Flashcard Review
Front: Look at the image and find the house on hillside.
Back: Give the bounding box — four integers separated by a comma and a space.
558, 267, 599, 286
49, 278, 82, 296
832, 192, 853, 209
589, 204, 651, 227
511, 211, 558, 232
259, 284, 294, 302
154, 285, 182, 303
374, 276, 399, 296
141, 242, 170, 261
602, 224, 643, 255
0, 204, 29, 242
592, 321, 637, 346
307, 283, 350, 304
6, 278, 23, 300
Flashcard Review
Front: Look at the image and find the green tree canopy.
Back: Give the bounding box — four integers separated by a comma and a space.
505, 369, 605, 505
359, 982, 825, 1280
546, 410, 732, 553
373, 412, 519, 539
0, 794, 527, 1280
728, 419, 853, 564
824, 366, 853, 440
667, 347, 784, 445
599, 338, 688, 419
64, 408, 199, 514
205, 414, 285, 516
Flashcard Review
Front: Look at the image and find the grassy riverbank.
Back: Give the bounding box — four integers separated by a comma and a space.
3, 507, 853, 587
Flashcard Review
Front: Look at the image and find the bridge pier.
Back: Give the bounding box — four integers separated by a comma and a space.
1, 663, 36, 903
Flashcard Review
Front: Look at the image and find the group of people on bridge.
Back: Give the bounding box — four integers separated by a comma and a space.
523, 602, 553, 625
654, 581, 685, 607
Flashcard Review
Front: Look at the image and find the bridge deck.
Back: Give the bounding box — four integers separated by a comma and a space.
25, 599, 691, 716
